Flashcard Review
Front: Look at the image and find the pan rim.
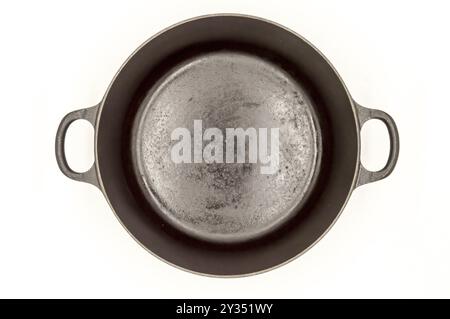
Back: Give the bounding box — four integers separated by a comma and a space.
94, 13, 360, 277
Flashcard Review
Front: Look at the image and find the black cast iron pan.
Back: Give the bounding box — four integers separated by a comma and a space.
56, 14, 399, 276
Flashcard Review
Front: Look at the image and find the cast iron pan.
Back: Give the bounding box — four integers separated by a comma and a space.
56, 14, 399, 276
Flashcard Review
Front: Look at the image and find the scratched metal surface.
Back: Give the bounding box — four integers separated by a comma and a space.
131, 51, 321, 243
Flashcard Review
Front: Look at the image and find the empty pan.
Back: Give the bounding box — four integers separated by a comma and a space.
55, 14, 399, 276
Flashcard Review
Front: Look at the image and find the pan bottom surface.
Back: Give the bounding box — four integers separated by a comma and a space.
131, 50, 321, 243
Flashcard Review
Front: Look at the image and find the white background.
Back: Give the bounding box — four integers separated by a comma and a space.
1, 0, 448, 298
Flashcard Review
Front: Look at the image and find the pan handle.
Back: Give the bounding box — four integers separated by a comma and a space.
55, 104, 100, 188
355, 103, 399, 187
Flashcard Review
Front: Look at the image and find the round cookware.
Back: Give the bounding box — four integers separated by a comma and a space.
56, 14, 399, 276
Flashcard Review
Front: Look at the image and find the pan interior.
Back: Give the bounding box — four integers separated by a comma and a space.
131, 50, 321, 243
